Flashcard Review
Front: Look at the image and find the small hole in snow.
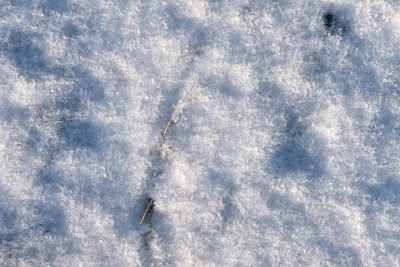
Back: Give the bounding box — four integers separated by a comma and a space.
323, 13, 334, 28
322, 12, 347, 35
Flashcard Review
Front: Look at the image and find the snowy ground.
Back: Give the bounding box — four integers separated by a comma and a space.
1, 0, 400, 266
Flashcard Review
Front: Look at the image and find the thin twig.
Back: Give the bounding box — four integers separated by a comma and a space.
140, 198, 154, 224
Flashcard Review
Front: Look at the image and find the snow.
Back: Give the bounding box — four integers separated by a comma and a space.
1, 0, 400, 265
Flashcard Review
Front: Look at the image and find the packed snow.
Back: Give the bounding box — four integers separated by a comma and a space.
1, 0, 400, 265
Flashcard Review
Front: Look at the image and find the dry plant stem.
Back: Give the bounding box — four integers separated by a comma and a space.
140, 198, 154, 224
161, 97, 182, 155
161, 117, 172, 155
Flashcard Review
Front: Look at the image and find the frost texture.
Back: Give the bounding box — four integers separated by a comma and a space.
1, 0, 400, 266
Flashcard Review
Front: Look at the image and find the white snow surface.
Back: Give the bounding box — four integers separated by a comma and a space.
1, 0, 400, 266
